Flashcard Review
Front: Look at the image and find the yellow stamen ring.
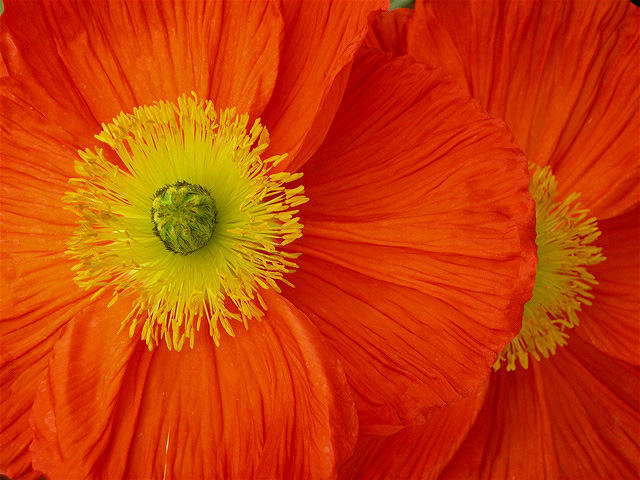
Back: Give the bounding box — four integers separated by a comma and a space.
65, 94, 308, 351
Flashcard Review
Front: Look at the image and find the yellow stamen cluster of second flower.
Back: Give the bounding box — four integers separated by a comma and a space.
494, 165, 604, 371
65, 94, 308, 351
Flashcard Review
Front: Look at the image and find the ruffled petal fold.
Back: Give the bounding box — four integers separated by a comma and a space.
339, 388, 487, 480
263, 0, 388, 171
363, 7, 411, 56
283, 50, 536, 428
408, 0, 640, 219
1, 0, 281, 125
401, 4, 469, 97
440, 341, 640, 479
30, 292, 357, 480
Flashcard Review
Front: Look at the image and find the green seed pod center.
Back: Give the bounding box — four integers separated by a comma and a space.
151, 181, 216, 255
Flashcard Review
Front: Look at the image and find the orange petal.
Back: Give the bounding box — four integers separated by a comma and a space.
408, 0, 640, 219
0, 96, 95, 479
575, 206, 640, 366
441, 340, 640, 479
548, 339, 640, 478
1, 15, 99, 145
339, 387, 487, 480
403, 4, 470, 97
30, 291, 358, 480
1, 0, 281, 124
283, 51, 536, 428
363, 8, 412, 56
263, 0, 388, 171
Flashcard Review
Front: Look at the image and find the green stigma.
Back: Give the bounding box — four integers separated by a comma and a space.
151, 181, 217, 255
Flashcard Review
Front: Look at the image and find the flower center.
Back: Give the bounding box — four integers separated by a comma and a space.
65, 94, 308, 350
494, 165, 605, 371
151, 181, 217, 255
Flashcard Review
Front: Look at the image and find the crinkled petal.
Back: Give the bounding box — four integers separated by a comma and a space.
30, 292, 358, 480
1, 0, 281, 126
441, 340, 640, 479
283, 50, 536, 428
0, 95, 96, 479
407, 0, 640, 219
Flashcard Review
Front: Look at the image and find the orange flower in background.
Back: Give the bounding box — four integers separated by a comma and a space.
1, 0, 537, 478
343, 1, 640, 478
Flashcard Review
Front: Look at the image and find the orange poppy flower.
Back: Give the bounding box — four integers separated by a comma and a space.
342, 1, 640, 478
1, 1, 537, 478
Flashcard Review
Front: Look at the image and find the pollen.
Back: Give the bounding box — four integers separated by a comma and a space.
64, 93, 308, 350
494, 165, 604, 371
